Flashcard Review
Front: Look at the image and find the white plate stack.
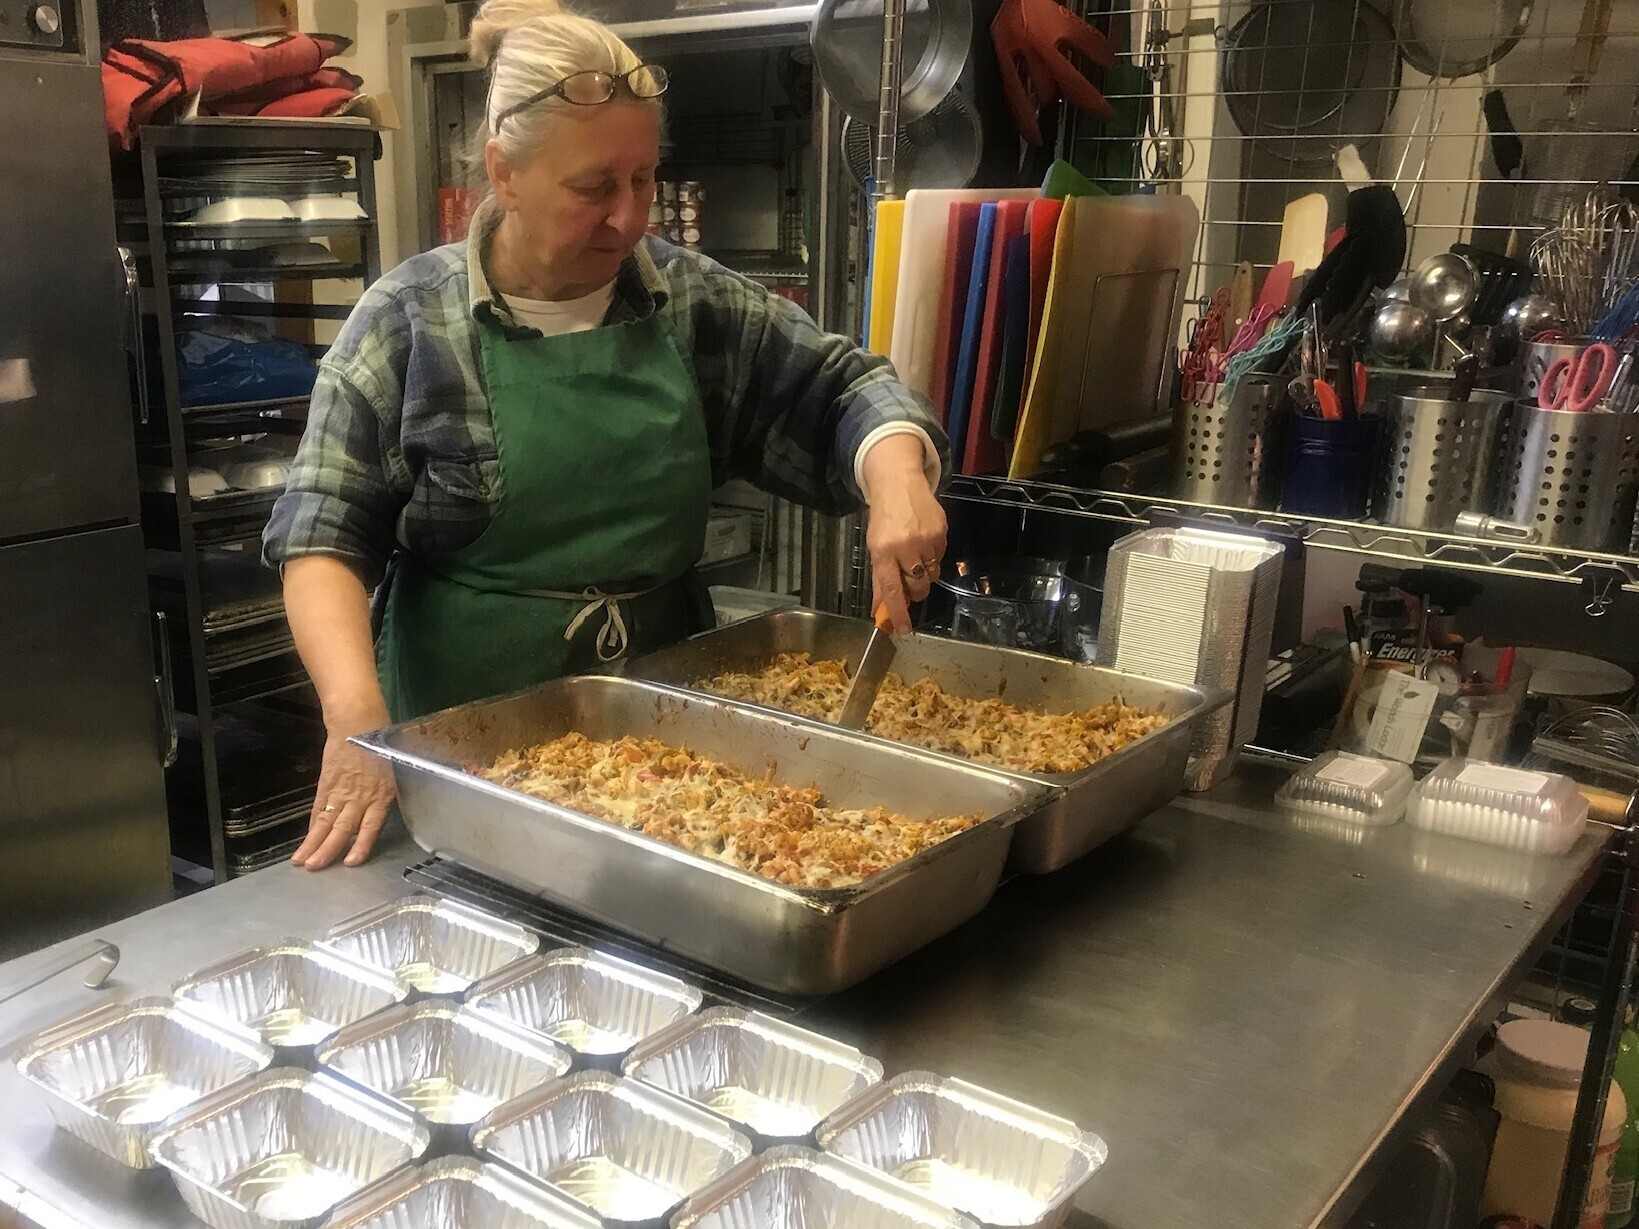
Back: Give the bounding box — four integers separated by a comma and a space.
1097, 527, 1284, 790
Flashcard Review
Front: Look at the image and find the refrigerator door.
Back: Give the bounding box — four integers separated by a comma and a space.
0, 525, 171, 957
0, 55, 140, 543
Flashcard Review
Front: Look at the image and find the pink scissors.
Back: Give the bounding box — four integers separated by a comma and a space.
1539, 342, 1618, 412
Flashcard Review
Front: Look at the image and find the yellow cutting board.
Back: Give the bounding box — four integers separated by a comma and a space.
867, 200, 905, 356
1009, 193, 1200, 479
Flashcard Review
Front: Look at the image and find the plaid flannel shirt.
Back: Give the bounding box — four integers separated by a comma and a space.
264, 201, 947, 589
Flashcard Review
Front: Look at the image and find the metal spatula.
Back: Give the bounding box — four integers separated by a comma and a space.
837, 603, 897, 730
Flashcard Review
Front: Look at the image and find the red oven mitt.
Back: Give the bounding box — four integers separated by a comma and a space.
991, 0, 1118, 146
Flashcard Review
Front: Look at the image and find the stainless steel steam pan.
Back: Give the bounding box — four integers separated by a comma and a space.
355, 675, 1051, 994
315, 1000, 572, 1132
815, 1072, 1108, 1229
671, 1145, 982, 1229
14, 996, 274, 1168
621, 1008, 881, 1144
173, 939, 410, 1060
471, 1070, 752, 1228
323, 895, 541, 998
466, 947, 702, 1066
151, 1066, 429, 1229
626, 609, 1221, 872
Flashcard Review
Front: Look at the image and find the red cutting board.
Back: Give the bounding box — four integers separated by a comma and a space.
964, 200, 1030, 474
1026, 198, 1064, 377
929, 203, 982, 424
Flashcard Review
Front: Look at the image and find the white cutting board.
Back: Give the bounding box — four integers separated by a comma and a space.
888, 187, 1040, 397
1009, 192, 1199, 477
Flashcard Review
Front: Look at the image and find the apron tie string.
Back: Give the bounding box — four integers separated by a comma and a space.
549, 586, 642, 662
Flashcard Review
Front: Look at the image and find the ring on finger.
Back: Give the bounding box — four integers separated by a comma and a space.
904, 561, 929, 581
321, 804, 337, 814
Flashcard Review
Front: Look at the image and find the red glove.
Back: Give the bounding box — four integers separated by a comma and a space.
992, 0, 1118, 146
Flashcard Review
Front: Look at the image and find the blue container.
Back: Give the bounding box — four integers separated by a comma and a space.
1282, 414, 1381, 518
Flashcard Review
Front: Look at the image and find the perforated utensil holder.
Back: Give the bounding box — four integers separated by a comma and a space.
1496, 403, 1639, 551
1172, 375, 1282, 508
1517, 340, 1580, 402
1376, 388, 1515, 530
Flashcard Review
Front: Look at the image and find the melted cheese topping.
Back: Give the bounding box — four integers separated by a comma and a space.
701, 653, 1170, 774
479, 733, 981, 890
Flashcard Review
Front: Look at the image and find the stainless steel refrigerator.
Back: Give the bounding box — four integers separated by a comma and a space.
0, 0, 172, 956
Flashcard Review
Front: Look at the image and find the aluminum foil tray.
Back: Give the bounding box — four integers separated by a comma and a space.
471, 1071, 752, 1228
672, 1146, 982, 1229
466, 947, 702, 1065
815, 1072, 1108, 1229
14, 996, 274, 1169
151, 1066, 429, 1229
622, 1008, 882, 1144
626, 609, 1220, 873
173, 939, 410, 1059
316, 1001, 572, 1136
323, 895, 541, 998
324, 1156, 601, 1229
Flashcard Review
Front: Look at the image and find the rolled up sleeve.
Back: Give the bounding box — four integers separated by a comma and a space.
689, 266, 950, 516
263, 360, 400, 589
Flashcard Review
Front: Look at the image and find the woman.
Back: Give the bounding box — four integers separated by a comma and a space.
264, 0, 950, 871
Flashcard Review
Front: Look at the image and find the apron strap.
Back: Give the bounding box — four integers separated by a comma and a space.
523, 585, 644, 662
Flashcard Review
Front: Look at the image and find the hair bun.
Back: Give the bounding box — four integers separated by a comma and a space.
469, 0, 568, 66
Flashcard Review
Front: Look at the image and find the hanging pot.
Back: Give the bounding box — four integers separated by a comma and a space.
810, 0, 974, 127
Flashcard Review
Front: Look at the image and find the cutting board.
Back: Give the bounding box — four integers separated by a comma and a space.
947, 204, 998, 468
888, 188, 1041, 398
929, 203, 982, 422
1009, 192, 1200, 479
964, 200, 1029, 474
992, 233, 1033, 447
866, 200, 906, 355
1026, 198, 1064, 375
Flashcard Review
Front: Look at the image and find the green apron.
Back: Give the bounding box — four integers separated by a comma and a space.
377, 307, 714, 721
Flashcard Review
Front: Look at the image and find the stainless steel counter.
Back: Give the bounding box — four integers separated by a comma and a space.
0, 771, 1609, 1229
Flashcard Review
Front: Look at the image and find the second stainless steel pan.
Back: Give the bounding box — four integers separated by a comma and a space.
355, 676, 1052, 996
627, 609, 1226, 873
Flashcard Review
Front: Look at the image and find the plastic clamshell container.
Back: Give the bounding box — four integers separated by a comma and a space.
151, 1066, 430, 1229
470, 1070, 753, 1228
815, 1072, 1108, 1229
13, 996, 275, 1169
671, 1145, 983, 1229
173, 939, 411, 1060
323, 1155, 601, 1229
1407, 758, 1591, 855
1275, 750, 1415, 827
315, 1000, 572, 1136
466, 947, 702, 1066
323, 896, 541, 998
290, 194, 369, 221
621, 1008, 881, 1144
191, 197, 296, 223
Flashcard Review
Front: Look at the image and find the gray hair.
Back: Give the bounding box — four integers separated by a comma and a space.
470, 0, 649, 166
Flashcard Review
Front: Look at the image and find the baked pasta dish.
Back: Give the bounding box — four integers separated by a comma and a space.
479, 733, 980, 889
701, 653, 1169, 774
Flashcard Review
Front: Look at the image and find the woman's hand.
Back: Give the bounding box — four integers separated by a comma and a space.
862, 433, 947, 633
293, 710, 397, 870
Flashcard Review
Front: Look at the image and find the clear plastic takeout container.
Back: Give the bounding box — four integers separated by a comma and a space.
323, 895, 541, 998
14, 996, 274, 1168
471, 1070, 752, 1228
1407, 757, 1590, 855
816, 1071, 1108, 1229
173, 939, 411, 1059
1275, 750, 1415, 827
621, 1007, 883, 1143
315, 1000, 571, 1138
466, 947, 702, 1065
151, 1066, 429, 1229
324, 1155, 601, 1229
671, 1145, 982, 1229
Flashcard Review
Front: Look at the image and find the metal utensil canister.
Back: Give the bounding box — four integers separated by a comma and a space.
1496, 403, 1639, 551
1518, 339, 1582, 402
1376, 387, 1515, 530
1172, 375, 1282, 508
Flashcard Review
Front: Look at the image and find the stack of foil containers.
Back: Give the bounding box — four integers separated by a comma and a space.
1097, 526, 1284, 790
